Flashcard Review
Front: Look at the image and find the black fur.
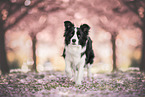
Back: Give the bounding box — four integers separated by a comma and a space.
62, 48, 66, 58
85, 37, 94, 66
63, 21, 75, 45
63, 21, 94, 66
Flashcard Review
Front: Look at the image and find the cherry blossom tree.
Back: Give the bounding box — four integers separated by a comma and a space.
0, 0, 72, 74
0, 0, 44, 74
122, 0, 145, 72
17, 0, 72, 72
91, 0, 138, 71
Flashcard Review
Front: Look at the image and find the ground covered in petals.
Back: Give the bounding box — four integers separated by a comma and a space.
0, 68, 145, 97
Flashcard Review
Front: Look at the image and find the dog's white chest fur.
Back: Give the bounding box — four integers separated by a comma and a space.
65, 45, 86, 65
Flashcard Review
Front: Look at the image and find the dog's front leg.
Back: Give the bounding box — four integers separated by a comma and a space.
65, 60, 72, 79
76, 64, 84, 85
74, 70, 78, 82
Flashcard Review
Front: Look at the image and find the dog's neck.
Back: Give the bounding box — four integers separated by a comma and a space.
65, 45, 81, 56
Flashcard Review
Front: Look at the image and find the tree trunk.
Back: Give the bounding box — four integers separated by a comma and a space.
31, 34, 37, 72
0, 29, 10, 74
140, 20, 145, 72
111, 33, 118, 72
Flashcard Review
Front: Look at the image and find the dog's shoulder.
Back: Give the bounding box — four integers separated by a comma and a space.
85, 37, 95, 64
86, 37, 93, 50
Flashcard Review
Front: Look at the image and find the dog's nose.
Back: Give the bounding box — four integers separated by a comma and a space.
72, 39, 76, 43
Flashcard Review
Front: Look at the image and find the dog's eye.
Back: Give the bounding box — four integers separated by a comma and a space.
78, 34, 81, 38
71, 33, 74, 36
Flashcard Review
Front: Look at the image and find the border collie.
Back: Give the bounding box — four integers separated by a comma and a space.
62, 21, 94, 85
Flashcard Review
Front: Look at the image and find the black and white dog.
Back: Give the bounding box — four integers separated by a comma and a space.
62, 21, 94, 85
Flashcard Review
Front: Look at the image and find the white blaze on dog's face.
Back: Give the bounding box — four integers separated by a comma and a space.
70, 27, 79, 45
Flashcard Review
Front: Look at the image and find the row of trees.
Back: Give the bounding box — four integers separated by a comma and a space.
0, 0, 75, 74
94, 0, 145, 72
0, 0, 145, 74
0, 0, 47, 74
0, 0, 68, 74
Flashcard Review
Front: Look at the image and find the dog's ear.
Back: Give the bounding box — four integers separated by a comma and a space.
80, 24, 90, 35
64, 21, 74, 30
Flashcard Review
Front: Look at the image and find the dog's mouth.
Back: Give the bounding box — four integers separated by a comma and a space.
72, 43, 76, 45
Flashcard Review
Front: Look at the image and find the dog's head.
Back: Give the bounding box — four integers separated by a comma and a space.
64, 21, 90, 47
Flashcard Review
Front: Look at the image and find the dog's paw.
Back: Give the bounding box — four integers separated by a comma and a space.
87, 76, 93, 81
70, 77, 75, 82
75, 81, 82, 85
